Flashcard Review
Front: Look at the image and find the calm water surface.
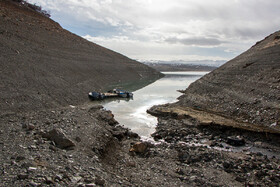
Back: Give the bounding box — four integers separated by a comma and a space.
103, 71, 208, 139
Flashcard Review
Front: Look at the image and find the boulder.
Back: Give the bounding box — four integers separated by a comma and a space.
96, 110, 118, 126
17, 173, 29, 180
42, 128, 75, 149
95, 176, 105, 186
227, 136, 245, 146
129, 142, 147, 153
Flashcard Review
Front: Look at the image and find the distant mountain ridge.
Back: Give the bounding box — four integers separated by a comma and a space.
143, 62, 217, 72
140, 59, 226, 67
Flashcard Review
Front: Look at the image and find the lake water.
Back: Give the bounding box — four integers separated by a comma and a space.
103, 71, 208, 139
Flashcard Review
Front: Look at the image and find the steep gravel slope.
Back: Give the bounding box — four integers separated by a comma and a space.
175, 31, 280, 131
0, 0, 162, 113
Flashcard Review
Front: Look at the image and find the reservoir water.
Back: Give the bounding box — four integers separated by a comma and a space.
101, 71, 280, 158
103, 71, 208, 139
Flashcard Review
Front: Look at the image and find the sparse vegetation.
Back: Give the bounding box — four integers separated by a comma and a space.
11, 0, 51, 17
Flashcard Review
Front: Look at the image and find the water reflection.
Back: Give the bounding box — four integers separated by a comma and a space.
103, 71, 208, 138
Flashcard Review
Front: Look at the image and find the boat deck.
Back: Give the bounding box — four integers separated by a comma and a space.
104, 93, 118, 97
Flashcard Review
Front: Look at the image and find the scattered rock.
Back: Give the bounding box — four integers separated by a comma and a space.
28, 181, 40, 187
17, 173, 29, 180
21, 123, 35, 130
227, 136, 245, 146
95, 176, 105, 186
129, 142, 148, 153
235, 176, 246, 182
178, 151, 189, 162
42, 128, 75, 149
44, 176, 54, 184
49, 145, 58, 151
223, 161, 233, 170
75, 136, 82, 142
126, 161, 136, 167
176, 168, 185, 175
112, 130, 126, 141
54, 174, 63, 181
127, 131, 139, 138
27, 124, 35, 131
83, 176, 95, 183
21, 123, 27, 129
21, 162, 35, 169
254, 141, 263, 146
274, 35, 280, 40
88, 105, 103, 112
71, 176, 82, 183
27, 167, 37, 172
247, 181, 255, 187
152, 134, 162, 141
189, 175, 197, 182
96, 110, 118, 126
86, 183, 96, 187
15, 156, 26, 162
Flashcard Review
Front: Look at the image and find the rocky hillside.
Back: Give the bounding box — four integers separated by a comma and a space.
173, 31, 280, 132
0, 0, 162, 113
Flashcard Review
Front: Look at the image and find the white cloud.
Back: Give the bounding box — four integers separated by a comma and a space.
28, 0, 280, 63
165, 36, 225, 46
84, 35, 229, 61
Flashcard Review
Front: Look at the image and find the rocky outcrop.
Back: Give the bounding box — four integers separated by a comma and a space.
170, 31, 280, 133
0, 0, 162, 113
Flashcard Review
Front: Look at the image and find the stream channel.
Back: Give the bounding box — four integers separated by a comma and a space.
102, 71, 207, 139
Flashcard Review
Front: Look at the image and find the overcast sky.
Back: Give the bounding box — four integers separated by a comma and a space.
28, 0, 280, 64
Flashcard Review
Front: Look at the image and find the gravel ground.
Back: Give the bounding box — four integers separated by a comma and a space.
2, 104, 279, 186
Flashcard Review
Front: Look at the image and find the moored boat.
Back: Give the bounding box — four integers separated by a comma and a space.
88, 89, 133, 100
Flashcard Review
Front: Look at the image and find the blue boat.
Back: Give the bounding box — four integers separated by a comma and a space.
88, 89, 133, 100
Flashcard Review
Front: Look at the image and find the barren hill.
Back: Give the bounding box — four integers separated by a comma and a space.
173, 31, 280, 132
0, 0, 162, 113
